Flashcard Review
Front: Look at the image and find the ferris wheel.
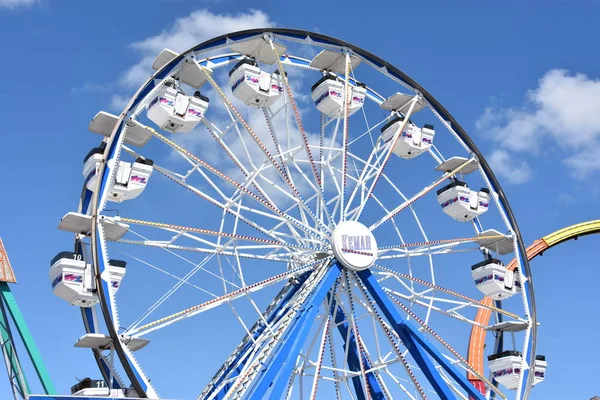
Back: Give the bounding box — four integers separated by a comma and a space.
52, 29, 539, 400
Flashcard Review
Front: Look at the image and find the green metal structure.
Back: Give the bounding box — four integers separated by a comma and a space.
0, 238, 55, 399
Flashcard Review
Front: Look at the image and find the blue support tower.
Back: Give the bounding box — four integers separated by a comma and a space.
204, 271, 312, 400
357, 269, 486, 400
246, 263, 341, 399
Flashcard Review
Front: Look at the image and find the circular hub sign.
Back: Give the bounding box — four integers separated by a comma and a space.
332, 221, 378, 271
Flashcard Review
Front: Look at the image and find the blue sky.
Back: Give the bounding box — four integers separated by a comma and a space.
1, 0, 599, 399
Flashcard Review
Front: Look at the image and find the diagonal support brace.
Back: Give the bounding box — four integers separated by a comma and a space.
246, 264, 341, 399
328, 293, 385, 400
357, 269, 485, 400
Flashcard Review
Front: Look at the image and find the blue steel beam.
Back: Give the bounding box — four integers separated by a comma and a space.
328, 293, 385, 400
357, 269, 485, 400
245, 263, 341, 399
205, 271, 312, 400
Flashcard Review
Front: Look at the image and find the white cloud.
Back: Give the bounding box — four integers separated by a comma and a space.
121, 9, 274, 87
110, 94, 129, 112
477, 69, 600, 178
0, 0, 38, 9
71, 82, 112, 94
487, 149, 532, 184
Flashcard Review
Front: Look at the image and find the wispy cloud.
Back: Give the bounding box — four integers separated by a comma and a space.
70, 82, 112, 95
121, 9, 274, 88
477, 69, 600, 180
110, 94, 129, 112
0, 0, 38, 9
487, 149, 532, 184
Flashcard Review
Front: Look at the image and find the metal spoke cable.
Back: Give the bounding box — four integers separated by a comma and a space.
369, 156, 476, 231
269, 39, 321, 187
340, 52, 351, 221
199, 64, 331, 241
377, 234, 507, 253
126, 261, 322, 338
224, 261, 333, 400
343, 270, 372, 400
353, 97, 420, 221
152, 164, 322, 250
372, 265, 522, 321
386, 293, 506, 399
352, 271, 428, 400
118, 217, 313, 252
151, 128, 326, 244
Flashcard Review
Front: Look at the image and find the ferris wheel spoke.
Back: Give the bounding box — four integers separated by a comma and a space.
344, 128, 387, 218
200, 117, 288, 215
126, 261, 322, 339
287, 156, 336, 230
354, 269, 491, 400
358, 342, 394, 400
378, 233, 507, 253
369, 156, 477, 231
151, 130, 327, 244
342, 270, 372, 399
124, 246, 225, 333
116, 239, 292, 263
119, 219, 299, 264
117, 217, 312, 256
371, 265, 524, 322
269, 39, 321, 189
221, 156, 330, 246
351, 271, 428, 400
381, 288, 484, 327
340, 52, 352, 222
385, 292, 507, 400
380, 368, 420, 400
116, 249, 224, 297
378, 247, 481, 260
223, 262, 337, 400
201, 66, 329, 239
259, 106, 315, 234
353, 96, 421, 221
152, 162, 325, 248
199, 270, 316, 400
123, 226, 247, 290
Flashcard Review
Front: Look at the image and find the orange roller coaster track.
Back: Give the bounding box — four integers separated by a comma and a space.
467, 219, 600, 393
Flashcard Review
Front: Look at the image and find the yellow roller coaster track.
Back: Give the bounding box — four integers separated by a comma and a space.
467, 220, 600, 392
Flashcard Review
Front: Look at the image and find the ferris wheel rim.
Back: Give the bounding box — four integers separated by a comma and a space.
81, 28, 537, 399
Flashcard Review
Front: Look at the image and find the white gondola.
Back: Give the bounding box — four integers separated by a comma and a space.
49, 251, 126, 307
107, 157, 153, 203
380, 116, 435, 159
71, 378, 136, 398
228, 58, 283, 107
146, 81, 209, 133
83, 146, 153, 202
488, 351, 546, 390
533, 355, 547, 386
471, 259, 517, 300
311, 74, 366, 118
436, 181, 490, 222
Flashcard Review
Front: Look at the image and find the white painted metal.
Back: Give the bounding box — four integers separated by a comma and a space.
89, 112, 154, 147
310, 50, 362, 74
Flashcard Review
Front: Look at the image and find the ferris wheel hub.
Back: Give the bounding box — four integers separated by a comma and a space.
331, 221, 378, 271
